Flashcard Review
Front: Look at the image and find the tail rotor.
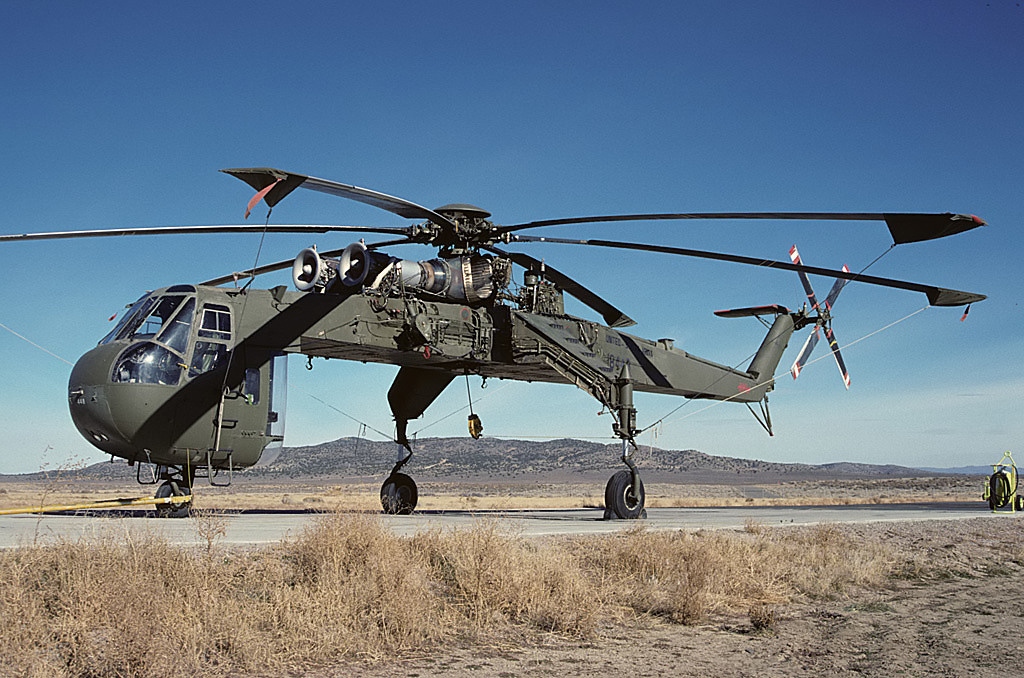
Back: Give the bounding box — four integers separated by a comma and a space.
789, 245, 851, 389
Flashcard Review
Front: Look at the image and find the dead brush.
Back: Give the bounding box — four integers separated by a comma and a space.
748, 603, 777, 633
575, 527, 751, 624
0, 531, 271, 677
284, 513, 447, 659
572, 523, 894, 626
190, 505, 229, 557
0, 516, 907, 676
761, 523, 896, 598
411, 521, 599, 637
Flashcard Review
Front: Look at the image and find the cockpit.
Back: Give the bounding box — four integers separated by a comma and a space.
69, 283, 287, 472
101, 285, 233, 386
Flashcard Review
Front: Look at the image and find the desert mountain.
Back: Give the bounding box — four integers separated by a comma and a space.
3, 437, 938, 484
244, 437, 929, 483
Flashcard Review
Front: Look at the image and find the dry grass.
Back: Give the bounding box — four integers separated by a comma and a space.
0, 513, 903, 677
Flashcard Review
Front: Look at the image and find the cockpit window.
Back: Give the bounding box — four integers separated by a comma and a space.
135, 295, 186, 339
157, 297, 195, 353
198, 304, 231, 341
112, 342, 183, 386
189, 341, 227, 378
113, 297, 158, 341
102, 293, 194, 345
100, 294, 150, 345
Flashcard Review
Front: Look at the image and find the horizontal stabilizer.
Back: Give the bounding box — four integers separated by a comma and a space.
714, 304, 790, 319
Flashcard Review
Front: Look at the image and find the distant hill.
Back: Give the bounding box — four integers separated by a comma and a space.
3, 437, 948, 484
917, 466, 992, 476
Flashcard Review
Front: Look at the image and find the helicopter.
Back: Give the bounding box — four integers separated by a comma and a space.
1, 167, 986, 518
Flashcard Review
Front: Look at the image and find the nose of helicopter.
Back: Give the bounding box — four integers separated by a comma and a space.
67, 343, 134, 456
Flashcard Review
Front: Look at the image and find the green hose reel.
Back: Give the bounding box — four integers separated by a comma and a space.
983, 451, 1024, 512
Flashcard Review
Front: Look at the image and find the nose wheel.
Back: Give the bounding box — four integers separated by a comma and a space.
154, 480, 192, 518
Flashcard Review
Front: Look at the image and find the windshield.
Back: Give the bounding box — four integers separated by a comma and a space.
100, 293, 193, 345
132, 295, 186, 339
112, 342, 183, 386
99, 294, 150, 345
156, 297, 195, 353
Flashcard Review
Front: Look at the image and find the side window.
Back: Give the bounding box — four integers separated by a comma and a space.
189, 341, 227, 378
199, 304, 231, 340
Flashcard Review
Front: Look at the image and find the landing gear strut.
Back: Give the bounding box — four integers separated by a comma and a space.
604, 366, 647, 520
380, 368, 451, 515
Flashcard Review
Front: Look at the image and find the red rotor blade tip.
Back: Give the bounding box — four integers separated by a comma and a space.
244, 178, 283, 219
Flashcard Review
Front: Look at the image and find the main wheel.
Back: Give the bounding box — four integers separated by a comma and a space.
154, 481, 192, 519
605, 469, 645, 519
380, 473, 418, 515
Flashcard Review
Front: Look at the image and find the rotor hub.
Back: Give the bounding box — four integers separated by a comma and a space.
431, 203, 496, 254
434, 203, 491, 221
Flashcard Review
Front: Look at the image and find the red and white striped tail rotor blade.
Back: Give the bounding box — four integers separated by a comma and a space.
789, 247, 851, 388
790, 327, 821, 380
789, 245, 821, 310
823, 264, 851, 310
824, 325, 851, 389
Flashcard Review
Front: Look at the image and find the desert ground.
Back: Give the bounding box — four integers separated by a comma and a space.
0, 471, 984, 514
333, 519, 1024, 678
1, 473, 1020, 677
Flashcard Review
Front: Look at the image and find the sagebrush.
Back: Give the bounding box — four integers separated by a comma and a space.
0, 515, 896, 677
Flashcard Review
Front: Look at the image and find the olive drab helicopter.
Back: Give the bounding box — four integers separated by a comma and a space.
0, 168, 987, 518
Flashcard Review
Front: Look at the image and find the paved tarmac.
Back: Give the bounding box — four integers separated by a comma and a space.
0, 502, 998, 548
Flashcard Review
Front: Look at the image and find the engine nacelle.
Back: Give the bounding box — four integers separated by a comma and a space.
339, 241, 393, 288
291, 246, 338, 291
334, 241, 498, 303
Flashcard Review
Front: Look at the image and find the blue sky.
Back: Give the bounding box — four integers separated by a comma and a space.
1, 1, 1021, 474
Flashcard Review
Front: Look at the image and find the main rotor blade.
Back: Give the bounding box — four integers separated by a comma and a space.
509, 235, 986, 307
500, 212, 985, 245
483, 245, 636, 328
202, 258, 299, 287
221, 167, 459, 231
0, 223, 409, 243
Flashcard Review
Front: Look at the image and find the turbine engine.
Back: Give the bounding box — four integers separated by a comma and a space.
291, 241, 504, 303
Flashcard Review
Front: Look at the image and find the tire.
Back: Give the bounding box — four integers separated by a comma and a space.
380, 473, 418, 515
604, 469, 645, 519
154, 482, 192, 519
